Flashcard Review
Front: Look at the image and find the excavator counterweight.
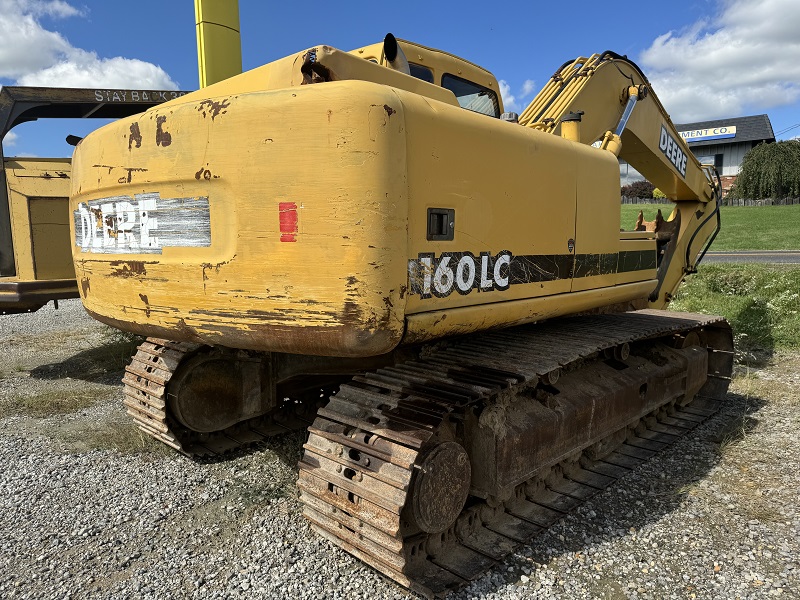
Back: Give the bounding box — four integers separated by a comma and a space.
0, 86, 187, 314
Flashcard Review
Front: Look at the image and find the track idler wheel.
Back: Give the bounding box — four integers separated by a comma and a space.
409, 442, 471, 534
166, 349, 270, 433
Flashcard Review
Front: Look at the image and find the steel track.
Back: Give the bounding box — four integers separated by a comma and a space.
298, 310, 734, 597
122, 339, 313, 457
121, 311, 733, 595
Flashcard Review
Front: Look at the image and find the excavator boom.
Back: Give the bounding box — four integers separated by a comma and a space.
520, 52, 714, 202
519, 51, 722, 306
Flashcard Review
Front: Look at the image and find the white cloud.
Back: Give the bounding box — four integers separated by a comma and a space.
521, 79, 537, 98
0, 0, 178, 89
0, 10, 71, 78
499, 79, 518, 112
18, 50, 178, 89
500, 79, 539, 113
639, 0, 800, 123
1, 0, 83, 18
4, 131, 18, 145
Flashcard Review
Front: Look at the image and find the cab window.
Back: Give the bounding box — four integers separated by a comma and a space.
409, 63, 434, 83
441, 74, 499, 117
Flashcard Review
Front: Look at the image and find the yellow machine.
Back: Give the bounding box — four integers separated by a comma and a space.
0, 86, 187, 314
69, 26, 734, 596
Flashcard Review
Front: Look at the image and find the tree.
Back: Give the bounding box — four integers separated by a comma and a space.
728, 140, 800, 200
621, 180, 655, 198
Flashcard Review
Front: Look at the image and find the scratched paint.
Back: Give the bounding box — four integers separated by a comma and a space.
69, 72, 418, 356
128, 123, 143, 150
109, 260, 152, 278
196, 98, 231, 121
155, 115, 172, 147
408, 250, 657, 299
195, 167, 213, 180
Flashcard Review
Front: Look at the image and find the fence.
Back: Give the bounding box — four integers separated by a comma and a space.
621, 196, 800, 206
620, 197, 670, 204
720, 198, 800, 206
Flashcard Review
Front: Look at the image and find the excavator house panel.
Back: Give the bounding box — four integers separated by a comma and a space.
403, 98, 577, 310
0, 86, 189, 314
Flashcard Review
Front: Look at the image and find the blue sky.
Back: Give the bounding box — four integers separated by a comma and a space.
1, 0, 799, 157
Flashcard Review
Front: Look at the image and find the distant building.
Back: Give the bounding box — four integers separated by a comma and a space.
620, 114, 775, 196
676, 115, 775, 195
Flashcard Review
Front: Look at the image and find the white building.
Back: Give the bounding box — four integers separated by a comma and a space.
620, 114, 775, 195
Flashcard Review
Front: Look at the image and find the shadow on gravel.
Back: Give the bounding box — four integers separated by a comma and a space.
191, 430, 306, 470
29, 339, 140, 384
255, 431, 306, 468
503, 389, 767, 585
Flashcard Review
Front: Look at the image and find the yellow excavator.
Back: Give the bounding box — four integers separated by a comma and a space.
0, 86, 187, 314
68, 2, 733, 595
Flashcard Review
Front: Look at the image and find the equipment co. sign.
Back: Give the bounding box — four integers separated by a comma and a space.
679, 126, 737, 143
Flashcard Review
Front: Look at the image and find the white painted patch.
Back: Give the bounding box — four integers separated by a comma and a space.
74, 192, 211, 254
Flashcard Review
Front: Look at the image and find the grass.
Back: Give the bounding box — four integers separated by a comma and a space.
28, 327, 144, 382
0, 388, 106, 419
712, 204, 800, 251
670, 264, 800, 357
620, 203, 674, 231
733, 366, 800, 409
98, 327, 146, 370
620, 203, 800, 251
75, 421, 173, 456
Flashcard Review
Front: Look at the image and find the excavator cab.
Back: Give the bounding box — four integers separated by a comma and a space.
353, 34, 502, 117
0, 86, 187, 314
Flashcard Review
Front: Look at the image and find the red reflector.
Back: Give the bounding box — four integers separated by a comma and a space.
279, 202, 298, 242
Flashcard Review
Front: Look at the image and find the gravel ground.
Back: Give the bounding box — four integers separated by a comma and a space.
1, 299, 798, 599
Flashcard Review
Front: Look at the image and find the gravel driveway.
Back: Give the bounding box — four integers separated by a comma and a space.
1, 300, 797, 599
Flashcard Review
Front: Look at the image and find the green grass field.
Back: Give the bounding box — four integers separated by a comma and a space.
619, 203, 799, 357
671, 264, 800, 355
620, 203, 800, 251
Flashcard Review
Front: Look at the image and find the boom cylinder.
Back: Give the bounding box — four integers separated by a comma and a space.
615, 85, 647, 136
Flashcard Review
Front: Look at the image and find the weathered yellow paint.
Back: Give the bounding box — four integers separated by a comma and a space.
6, 158, 73, 281
518, 52, 722, 307
72, 81, 408, 356
28, 196, 75, 279
188, 44, 462, 109
0, 157, 78, 311
69, 39, 720, 356
404, 96, 569, 312
520, 55, 714, 203
404, 280, 658, 344
656, 200, 720, 306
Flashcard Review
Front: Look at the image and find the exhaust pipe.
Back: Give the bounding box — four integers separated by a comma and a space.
383, 33, 410, 75
195, 0, 243, 87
